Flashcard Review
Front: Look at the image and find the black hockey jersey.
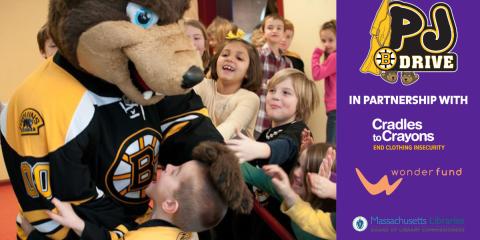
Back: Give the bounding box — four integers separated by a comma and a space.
0, 54, 222, 239
82, 218, 196, 240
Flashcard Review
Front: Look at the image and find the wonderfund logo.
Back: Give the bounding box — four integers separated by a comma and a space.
360, 0, 458, 85
356, 168, 403, 196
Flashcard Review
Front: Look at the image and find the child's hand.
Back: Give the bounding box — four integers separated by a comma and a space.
18, 214, 34, 235
307, 146, 336, 199
315, 46, 325, 55
300, 128, 314, 152
226, 129, 270, 163
45, 198, 85, 236
308, 173, 336, 199
319, 147, 335, 179
263, 165, 298, 208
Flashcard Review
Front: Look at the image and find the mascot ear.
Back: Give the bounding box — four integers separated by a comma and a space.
49, 0, 83, 12
60, 0, 83, 8
238, 184, 254, 214
192, 141, 253, 214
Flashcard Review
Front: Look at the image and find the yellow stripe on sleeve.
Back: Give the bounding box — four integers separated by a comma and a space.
5, 58, 91, 157
163, 122, 189, 141
46, 226, 70, 239
161, 108, 209, 123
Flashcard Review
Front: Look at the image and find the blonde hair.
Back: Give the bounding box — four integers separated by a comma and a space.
267, 69, 319, 121
250, 24, 266, 48
284, 19, 294, 32
206, 17, 234, 53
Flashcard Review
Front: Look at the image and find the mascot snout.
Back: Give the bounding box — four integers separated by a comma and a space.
182, 66, 204, 89
77, 21, 204, 105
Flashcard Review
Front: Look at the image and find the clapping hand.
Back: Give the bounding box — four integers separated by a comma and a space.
308, 147, 336, 199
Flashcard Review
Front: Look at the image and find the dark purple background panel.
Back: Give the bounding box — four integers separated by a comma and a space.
338, 0, 478, 239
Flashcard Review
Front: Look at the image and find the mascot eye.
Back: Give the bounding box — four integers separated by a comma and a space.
126, 2, 159, 29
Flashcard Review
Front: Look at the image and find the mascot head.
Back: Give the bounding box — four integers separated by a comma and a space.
48, 0, 204, 105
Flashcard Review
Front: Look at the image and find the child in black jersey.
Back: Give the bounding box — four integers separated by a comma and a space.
227, 68, 319, 173
41, 142, 252, 240
226, 68, 319, 239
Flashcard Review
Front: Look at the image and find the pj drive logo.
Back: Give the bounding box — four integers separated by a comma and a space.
360, 0, 458, 85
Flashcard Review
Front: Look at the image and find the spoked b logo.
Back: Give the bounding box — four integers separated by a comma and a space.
353, 216, 368, 232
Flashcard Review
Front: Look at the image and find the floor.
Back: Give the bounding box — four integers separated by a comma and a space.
0, 182, 19, 239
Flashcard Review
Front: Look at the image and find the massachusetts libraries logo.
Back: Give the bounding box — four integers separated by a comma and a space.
353, 216, 369, 232
360, 0, 458, 85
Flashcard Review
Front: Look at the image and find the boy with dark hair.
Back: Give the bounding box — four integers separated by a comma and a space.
280, 19, 304, 73
255, 14, 293, 137
40, 142, 253, 240
37, 23, 57, 59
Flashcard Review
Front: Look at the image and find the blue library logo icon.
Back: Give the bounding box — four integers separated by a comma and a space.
353, 216, 368, 232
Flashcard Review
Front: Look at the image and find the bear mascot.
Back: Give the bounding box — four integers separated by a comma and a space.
0, 0, 251, 239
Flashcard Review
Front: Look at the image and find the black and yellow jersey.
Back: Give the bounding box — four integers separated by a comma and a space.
1, 54, 222, 239
81, 218, 196, 240
156, 91, 224, 166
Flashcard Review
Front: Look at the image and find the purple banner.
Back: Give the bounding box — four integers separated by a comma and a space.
338, 0, 478, 239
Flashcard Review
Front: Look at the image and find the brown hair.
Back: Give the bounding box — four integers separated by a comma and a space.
210, 31, 262, 92
320, 20, 336, 59
172, 162, 226, 231
321, 19, 337, 35
261, 14, 285, 32
172, 142, 253, 232
48, 0, 191, 66
185, 19, 210, 69
302, 143, 336, 211
37, 23, 50, 54
267, 69, 319, 121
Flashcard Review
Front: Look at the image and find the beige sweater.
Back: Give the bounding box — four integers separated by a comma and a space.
194, 79, 260, 139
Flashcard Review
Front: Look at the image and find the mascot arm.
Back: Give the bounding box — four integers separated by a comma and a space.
1, 128, 102, 239
156, 91, 224, 165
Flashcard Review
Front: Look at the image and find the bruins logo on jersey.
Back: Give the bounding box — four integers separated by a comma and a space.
106, 128, 161, 204
176, 232, 193, 240
19, 108, 45, 135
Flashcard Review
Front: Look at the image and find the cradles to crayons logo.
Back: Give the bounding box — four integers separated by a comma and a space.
360, 0, 458, 85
